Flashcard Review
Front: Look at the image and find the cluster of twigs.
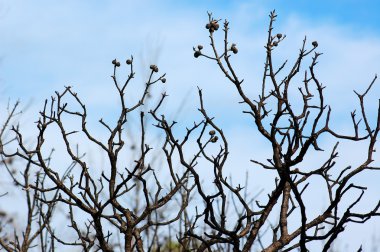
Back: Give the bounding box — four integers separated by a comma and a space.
0, 11, 379, 252
188, 11, 380, 251
0, 58, 195, 251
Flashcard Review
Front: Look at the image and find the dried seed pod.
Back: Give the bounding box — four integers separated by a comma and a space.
112, 59, 117, 65
209, 130, 216, 136
231, 44, 238, 54
150, 65, 159, 72
312, 41, 318, 47
211, 136, 218, 143
126, 59, 132, 65
211, 21, 219, 30
273, 41, 278, 47
194, 51, 201, 58
161, 78, 166, 83
276, 33, 283, 39
197, 45, 203, 50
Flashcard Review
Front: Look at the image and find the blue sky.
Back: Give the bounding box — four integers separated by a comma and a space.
1, 0, 380, 250
1, 1, 380, 109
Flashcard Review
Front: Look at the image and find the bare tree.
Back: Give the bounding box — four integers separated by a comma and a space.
0, 57, 196, 251
1, 11, 379, 252
0, 101, 61, 252
181, 11, 380, 251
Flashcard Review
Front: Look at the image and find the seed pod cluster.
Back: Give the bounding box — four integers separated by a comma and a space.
231, 44, 238, 54
205, 20, 219, 33
211, 136, 218, 143
194, 50, 201, 58
194, 45, 204, 58
150, 65, 159, 72
193, 45, 203, 58
112, 59, 121, 67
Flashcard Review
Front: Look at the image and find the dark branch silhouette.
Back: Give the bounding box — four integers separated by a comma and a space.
0, 11, 379, 252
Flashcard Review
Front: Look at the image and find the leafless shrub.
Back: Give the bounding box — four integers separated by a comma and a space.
0, 11, 379, 252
